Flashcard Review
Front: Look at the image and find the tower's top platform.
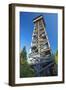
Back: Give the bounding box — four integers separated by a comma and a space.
33, 15, 46, 26
33, 15, 43, 23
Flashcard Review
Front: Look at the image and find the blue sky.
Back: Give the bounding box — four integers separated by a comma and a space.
20, 12, 58, 54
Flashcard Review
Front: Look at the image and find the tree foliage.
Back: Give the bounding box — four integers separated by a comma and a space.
20, 46, 27, 64
20, 64, 35, 77
20, 46, 35, 77
55, 50, 58, 64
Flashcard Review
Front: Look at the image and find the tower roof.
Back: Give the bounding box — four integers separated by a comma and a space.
33, 15, 43, 23
33, 15, 46, 27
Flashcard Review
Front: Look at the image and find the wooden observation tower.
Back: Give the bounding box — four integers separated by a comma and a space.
28, 15, 57, 76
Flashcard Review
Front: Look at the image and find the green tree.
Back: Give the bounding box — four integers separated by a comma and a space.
20, 46, 35, 77
20, 46, 27, 64
55, 50, 58, 64
20, 63, 35, 77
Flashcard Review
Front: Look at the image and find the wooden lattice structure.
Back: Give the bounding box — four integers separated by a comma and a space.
28, 15, 57, 76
